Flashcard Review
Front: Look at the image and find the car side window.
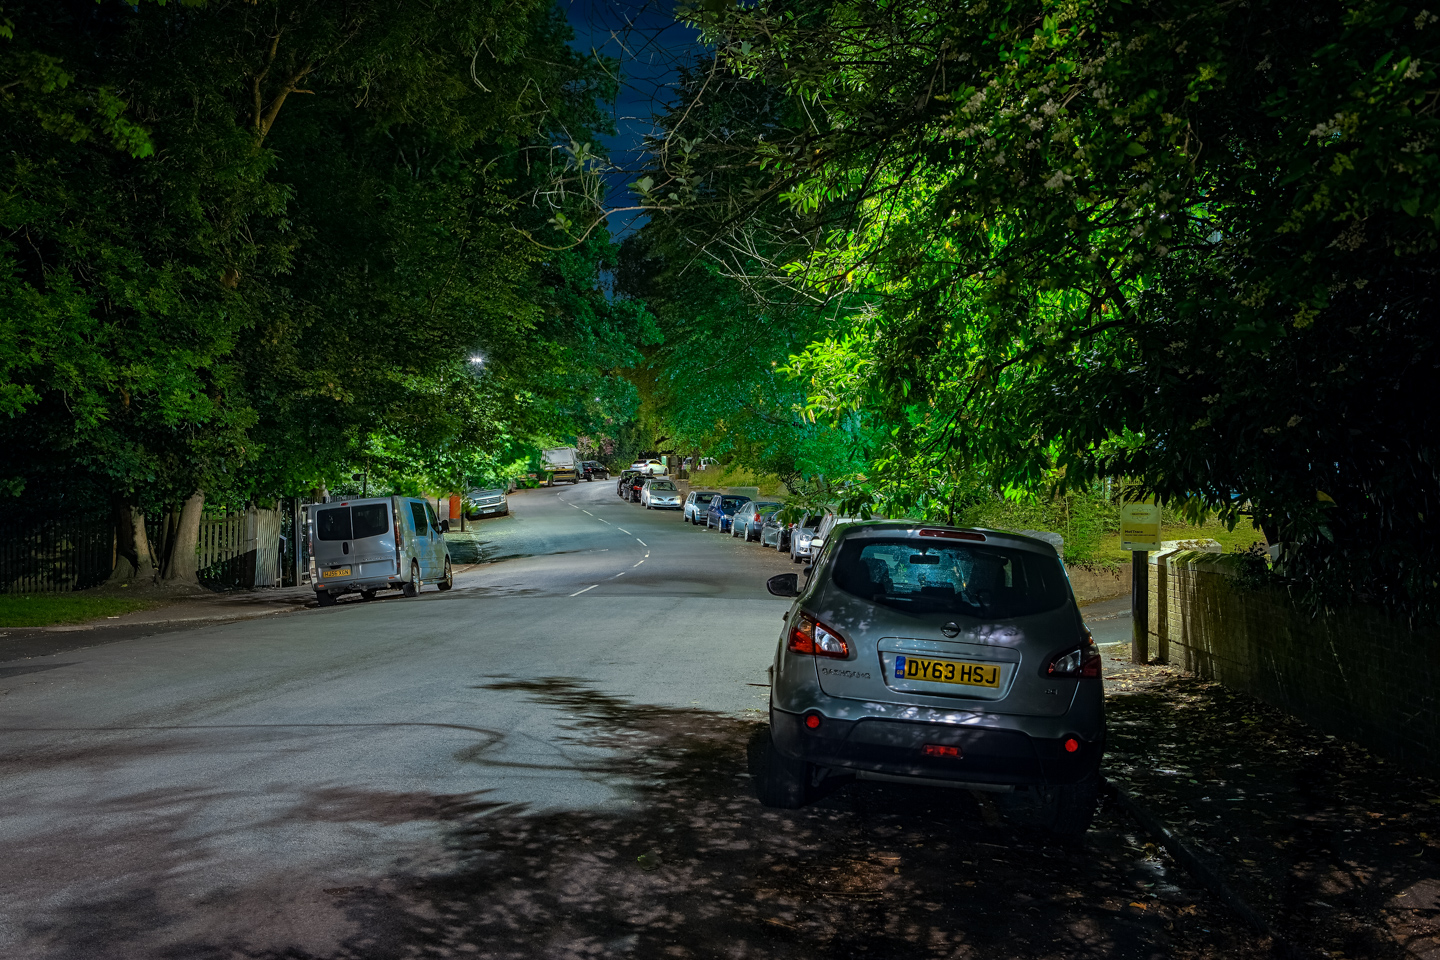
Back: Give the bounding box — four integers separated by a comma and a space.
409, 501, 428, 537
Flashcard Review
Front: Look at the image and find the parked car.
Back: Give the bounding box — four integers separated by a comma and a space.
626, 473, 652, 502
579, 460, 608, 481
806, 510, 866, 559
464, 487, 509, 520
788, 512, 824, 563
307, 496, 453, 606
628, 459, 665, 475
616, 470, 641, 498
759, 510, 797, 551
755, 521, 1102, 837
641, 478, 682, 509
705, 494, 751, 532
684, 490, 721, 524
682, 456, 720, 471
732, 500, 782, 541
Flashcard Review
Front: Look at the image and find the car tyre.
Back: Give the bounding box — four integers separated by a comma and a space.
748, 725, 812, 809
360, 589, 377, 601
316, 590, 337, 607
1037, 772, 1101, 840
437, 558, 453, 591
403, 561, 421, 598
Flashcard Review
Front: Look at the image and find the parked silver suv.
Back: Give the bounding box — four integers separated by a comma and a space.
756, 521, 1103, 837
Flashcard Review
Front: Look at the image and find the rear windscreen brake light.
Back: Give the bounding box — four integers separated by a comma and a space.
918, 528, 986, 541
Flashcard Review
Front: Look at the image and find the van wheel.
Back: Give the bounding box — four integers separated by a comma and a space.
437, 559, 453, 591
316, 590, 337, 607
403, 561, 420, 598
1037, 772, 1101, 840
748, 725, 812, 809
360, 589, 377, 601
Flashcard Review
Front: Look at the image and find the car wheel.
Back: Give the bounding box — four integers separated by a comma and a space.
748, 725, 812, 809
403, 561, 420, 598
1037, 772, 1101, 840
316, 590, 337, 607
360, 589, 377, 601
437, 558, 453, 591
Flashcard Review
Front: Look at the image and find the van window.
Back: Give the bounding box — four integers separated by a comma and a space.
351, 503, 389, 539
424, 501, 441, 530
832, 539, 1069, 619
316, 506, 353, 541
409, 502, 429, 536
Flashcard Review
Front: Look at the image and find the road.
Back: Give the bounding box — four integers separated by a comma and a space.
0, 483, 1265, 959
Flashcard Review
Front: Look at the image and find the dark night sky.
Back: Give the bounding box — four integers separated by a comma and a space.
559, 0, 704, 237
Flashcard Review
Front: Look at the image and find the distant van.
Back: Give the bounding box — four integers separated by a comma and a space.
306, 497, 453, 606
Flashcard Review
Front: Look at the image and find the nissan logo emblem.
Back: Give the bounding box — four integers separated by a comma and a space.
942, 622, 961, 638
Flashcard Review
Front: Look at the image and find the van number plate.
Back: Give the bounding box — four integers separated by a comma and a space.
322, 568, 351, 579
893, 655, 1000, 688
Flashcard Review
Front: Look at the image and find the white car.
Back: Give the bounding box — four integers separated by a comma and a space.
628, 459, 665, 475
805, 511, 867, 561
641, 478, 682, 509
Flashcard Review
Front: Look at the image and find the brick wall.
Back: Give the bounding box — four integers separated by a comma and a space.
1148, 550, 1440, 771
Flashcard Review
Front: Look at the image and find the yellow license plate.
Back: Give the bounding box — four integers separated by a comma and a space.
322, 568, 351, 579
894, 655, 1001, 688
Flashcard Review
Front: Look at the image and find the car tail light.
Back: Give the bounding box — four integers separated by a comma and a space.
918, 528, 986, 541
1063, 737, 1081, 753
789, 612, 849, 659
1046, 629, 1101, 679
922, 744, 960, 758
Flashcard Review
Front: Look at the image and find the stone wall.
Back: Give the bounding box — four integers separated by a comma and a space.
1067, 564, 1129, 604
1148, 549, 1440, 771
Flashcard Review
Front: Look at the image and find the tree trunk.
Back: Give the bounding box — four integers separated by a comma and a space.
108, 501, 156, 584
162, 490, 206, 585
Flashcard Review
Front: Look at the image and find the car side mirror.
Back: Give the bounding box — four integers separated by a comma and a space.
439, 519, 450, 533
766, 573, 800, 598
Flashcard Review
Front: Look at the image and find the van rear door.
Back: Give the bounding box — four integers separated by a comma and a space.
312, 500, 396, 586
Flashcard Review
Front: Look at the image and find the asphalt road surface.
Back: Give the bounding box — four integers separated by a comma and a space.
0, 483, 1265, 960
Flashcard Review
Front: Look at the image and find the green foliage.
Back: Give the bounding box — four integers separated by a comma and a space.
660, 0, 1440, 616
0, 593, 165, 628
0, 0, 635, 521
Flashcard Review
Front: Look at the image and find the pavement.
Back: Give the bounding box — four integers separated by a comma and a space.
0, 483, 1426, 959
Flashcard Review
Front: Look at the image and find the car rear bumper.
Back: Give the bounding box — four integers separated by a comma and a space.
770, 707, 1101, 787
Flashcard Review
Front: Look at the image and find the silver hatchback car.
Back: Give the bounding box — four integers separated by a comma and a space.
756, 521, 1103, 837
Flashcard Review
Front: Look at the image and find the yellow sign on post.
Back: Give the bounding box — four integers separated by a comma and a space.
1120, 502, 1162, 552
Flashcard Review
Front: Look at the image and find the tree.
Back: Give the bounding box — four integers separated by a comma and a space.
657, 0, 1440, 614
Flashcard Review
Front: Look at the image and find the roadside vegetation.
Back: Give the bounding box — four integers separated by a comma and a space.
611, 0, 1439, 617
0, 594, 168, 629
1, 0, 646, 586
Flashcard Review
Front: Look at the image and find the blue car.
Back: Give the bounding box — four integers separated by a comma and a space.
705, 494, 752, 532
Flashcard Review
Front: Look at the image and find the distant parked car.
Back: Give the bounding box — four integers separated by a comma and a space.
641, 478, 682, 509
579, 460, 608, 481
616, 470, 641, 497
705, 494, 751, 532
732, 501, 782, 541
684, 490, 721, 524
626, 473, 652, 502
788, 512, 824, 563
759, 511, 794, 551
464, 488, 509, 520
628, 459, 665, 475
807, 510, 867, 559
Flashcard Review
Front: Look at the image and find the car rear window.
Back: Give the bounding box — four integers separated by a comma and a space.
832, 538, 1069, 619
316, 504, 389, 541
721, 496, 749, 510
755, 502, 780, 514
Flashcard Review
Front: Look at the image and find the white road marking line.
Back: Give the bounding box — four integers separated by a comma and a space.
570, 585, 598, 597
583, 510, 593, 516
598, 519, 610, 524
632, 559, 645, 567
644, 551, 650, 558
612, 571, 625, 578
617, 527, 631, 534
635, 538, 647, 547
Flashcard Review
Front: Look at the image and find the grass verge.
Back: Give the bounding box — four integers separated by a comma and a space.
0, 593, 168, 629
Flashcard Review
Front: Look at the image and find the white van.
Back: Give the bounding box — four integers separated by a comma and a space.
307, 497, 453, 605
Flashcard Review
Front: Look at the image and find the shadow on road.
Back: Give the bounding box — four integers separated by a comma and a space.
159, 677, 1268, 960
